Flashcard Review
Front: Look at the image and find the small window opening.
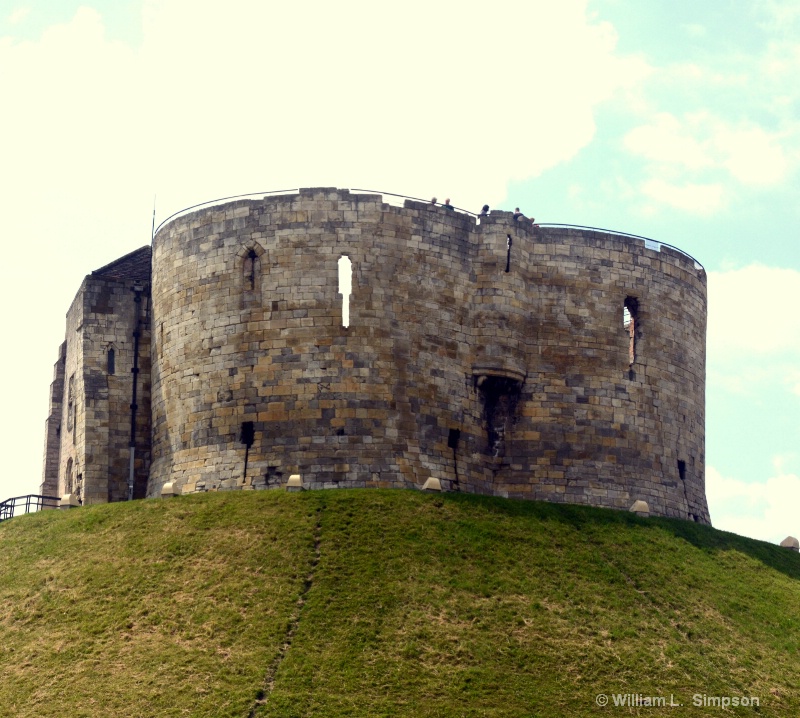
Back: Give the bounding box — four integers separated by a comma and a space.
338, 255, 352, 328
447, 428, 461, 450
505, 234, 512, 273
107, 347, 115, 375
246, 249, 257, 290
240, 421, 255, 448
65, 457, 73, 495
67, 374, 75, 432
67, 373, 75, 443
241, 245, 263, 308
240, 421, 255, 482
678, 459, 686, 482
623, 296, 639, 365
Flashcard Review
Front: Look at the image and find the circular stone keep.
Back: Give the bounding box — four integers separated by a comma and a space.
146, 188, 709, 523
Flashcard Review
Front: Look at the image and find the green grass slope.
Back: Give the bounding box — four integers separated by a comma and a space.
1, 489, 798, 717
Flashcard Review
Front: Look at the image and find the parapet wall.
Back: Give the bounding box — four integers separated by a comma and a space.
148, 188, 709, 523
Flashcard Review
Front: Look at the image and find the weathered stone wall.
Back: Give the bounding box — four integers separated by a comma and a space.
43, 250, 152, 504
40, 342, 66, 498
148, 188, 709, 523
57, 280, 88, 503
81, 276, 152, 503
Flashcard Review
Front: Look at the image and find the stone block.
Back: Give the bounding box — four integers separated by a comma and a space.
285, 474, 304, 492
60, 494, 80, 509
422, 477, 442, 492
161, 482, 179, 498
780, 536, 799, 552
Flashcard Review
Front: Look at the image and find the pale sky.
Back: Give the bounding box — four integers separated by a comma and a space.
1, 1, 797, 545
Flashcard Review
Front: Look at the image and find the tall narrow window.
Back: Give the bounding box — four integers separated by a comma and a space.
240, 421, 255, 447
67, 374, 75, 432
245, 249, 257, 291
65, 458, 73, 495
240, 421, 255, 481
338, 255, 352, 328
107, 347, 115, 375
239, 243, 264, 309
623, 296, 639, 365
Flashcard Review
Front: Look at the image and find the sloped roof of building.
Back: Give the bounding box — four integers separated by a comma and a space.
91, 246, 152, 282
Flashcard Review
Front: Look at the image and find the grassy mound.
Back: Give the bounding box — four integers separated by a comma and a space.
0, 489, 798, 716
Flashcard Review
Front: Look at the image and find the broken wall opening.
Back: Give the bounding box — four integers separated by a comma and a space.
475, 374, 523, 460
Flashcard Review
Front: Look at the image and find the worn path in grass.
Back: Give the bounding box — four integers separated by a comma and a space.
1, 490, 798, 717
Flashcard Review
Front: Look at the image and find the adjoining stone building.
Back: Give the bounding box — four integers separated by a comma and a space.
41, 248, 152, 504
42, 187, 710, 523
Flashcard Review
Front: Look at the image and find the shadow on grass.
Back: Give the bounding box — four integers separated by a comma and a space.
440, 491, 800, 582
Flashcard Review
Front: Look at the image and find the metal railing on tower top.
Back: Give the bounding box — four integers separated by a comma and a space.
151, 188, 703, 270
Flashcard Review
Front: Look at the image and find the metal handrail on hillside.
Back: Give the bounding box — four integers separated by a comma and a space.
151, 188, 703, 270
0, 495, 60, 522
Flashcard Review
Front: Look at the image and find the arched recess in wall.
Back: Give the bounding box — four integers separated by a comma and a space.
235, 241, 266, 309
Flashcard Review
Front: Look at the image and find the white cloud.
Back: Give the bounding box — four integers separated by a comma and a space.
707, 265, 800, 356
707, 365, 787, 398
0, 0, 653, 239
0, 1, 651, 214
625, 111, 792, 209
7, 7, 30, 25
715, 125, 790, 185
707, 464, 800, 544
707, 265, 800, 413
682, 24, 707, 38
757, 0, 800, 33
620, 11, 800, 215
640, 178, 724, 214
133, 0, 643, 211
666, 62, 749, 89
624, 112, 712, 170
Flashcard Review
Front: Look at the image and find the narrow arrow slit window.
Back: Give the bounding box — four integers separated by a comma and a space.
338, 255, 352, 328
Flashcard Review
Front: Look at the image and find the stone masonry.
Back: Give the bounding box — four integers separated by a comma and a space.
41, 248, 151, 504
42, 188, 710, 523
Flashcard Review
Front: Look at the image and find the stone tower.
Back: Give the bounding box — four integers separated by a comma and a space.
42, 188, 709, 523
41, 247, 152, 504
